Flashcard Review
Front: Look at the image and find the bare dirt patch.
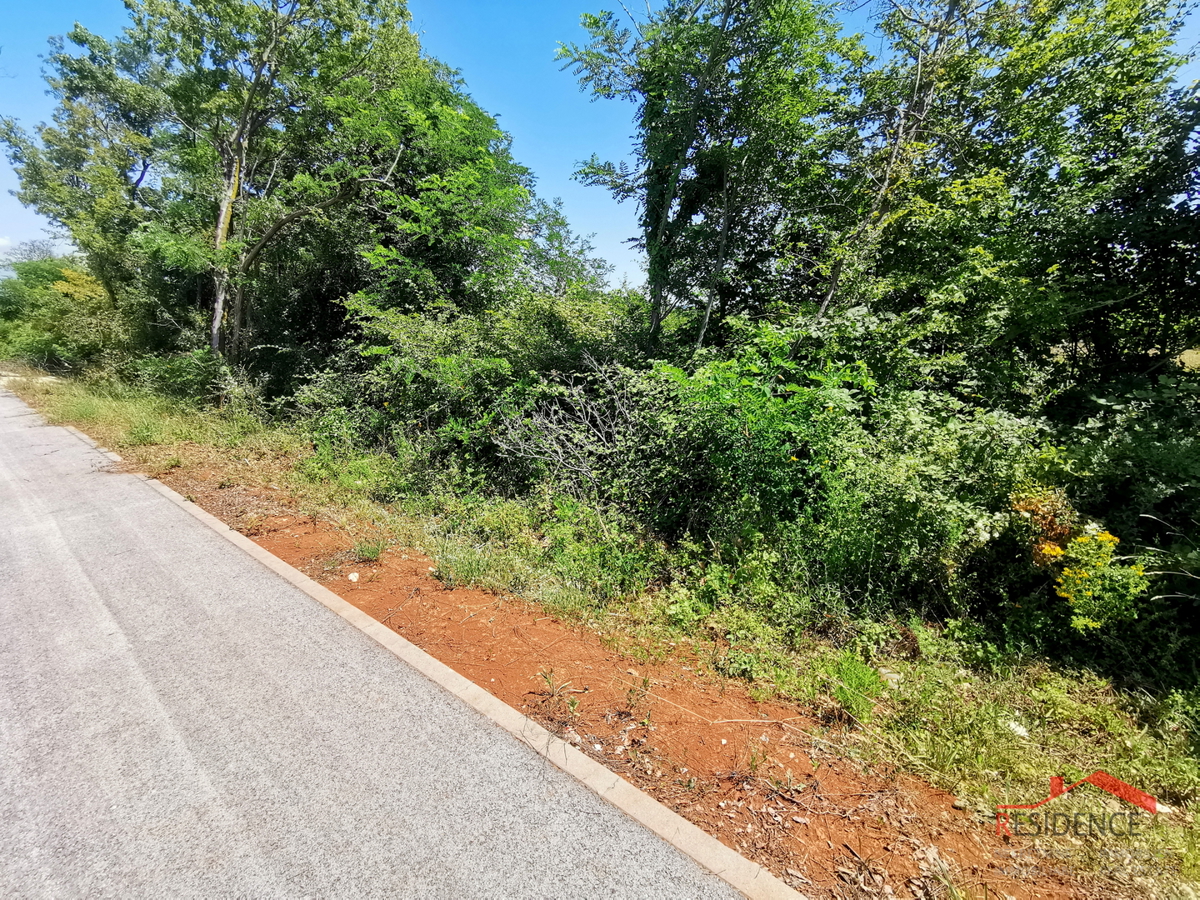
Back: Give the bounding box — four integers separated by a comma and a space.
153, 467, 1095, 900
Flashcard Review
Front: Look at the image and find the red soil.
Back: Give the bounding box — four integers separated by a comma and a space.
165, 474, 1087, 899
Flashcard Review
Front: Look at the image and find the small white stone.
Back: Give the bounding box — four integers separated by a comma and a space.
348, 572, 359, 583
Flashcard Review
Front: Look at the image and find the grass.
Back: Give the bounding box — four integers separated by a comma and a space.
352, 538, 388, 562
8, 369, 1199, 890
10, 369, 298, 456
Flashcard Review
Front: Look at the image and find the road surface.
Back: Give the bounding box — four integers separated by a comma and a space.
0, 390, 742, 899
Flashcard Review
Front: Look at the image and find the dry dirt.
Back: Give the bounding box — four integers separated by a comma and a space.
156, 468, 1093, 900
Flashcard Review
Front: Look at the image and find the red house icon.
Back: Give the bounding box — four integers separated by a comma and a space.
995, 771, 1166, 837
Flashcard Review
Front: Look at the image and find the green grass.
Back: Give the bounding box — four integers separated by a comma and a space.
10, 372, 289, 453
352, 538, 388, 562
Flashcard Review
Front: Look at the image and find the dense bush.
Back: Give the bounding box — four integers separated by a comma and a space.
290, 289, 1191, 689
0, 258, 125, 370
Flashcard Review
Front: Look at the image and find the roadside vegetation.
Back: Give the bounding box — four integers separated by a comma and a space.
3, 0, 1199, 887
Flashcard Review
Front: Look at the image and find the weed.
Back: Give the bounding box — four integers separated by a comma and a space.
539, 669, 569, 697
747, 744, 767, 777
125, 419, 162, 446
824, 650, 884, 724
626, 675, 650, 715
534, 669, 588, 723
353, 538, 387, 562
916, 853, 969, 900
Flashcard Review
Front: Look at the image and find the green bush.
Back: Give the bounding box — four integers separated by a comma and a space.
293, 300, 1200, 701
0, 260, 126, 370
132, 349, 227, 401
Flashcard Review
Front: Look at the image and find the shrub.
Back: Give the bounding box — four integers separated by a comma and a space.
0, 260, 126, 370
1053, 527, 1149, 631
132, 349, 227, 401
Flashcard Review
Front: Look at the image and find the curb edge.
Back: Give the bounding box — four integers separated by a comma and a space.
59, 424, 803, 900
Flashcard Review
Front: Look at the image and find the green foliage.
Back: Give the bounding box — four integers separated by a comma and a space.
297, 425, 419, 503
414, 491, 669, 618
553, 0, 1200, 694
353, 538, 388, 562
1053, 527, 1150, 632
131, 349, 228, 401
1, 0, 548, 376
0, 258, 126, 370
12, 373, 281, 453
560, 0, 852, 343
825, 651, 884, 724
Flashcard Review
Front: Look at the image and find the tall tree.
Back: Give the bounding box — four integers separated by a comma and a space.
2, 0, 447, 356
835, 0, 1200, 384
559, 0, 850, 346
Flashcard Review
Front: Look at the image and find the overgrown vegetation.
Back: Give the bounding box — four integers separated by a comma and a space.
3, 0, 1200, 870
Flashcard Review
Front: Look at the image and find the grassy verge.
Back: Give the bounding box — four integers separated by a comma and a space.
9, 370, 1199, 890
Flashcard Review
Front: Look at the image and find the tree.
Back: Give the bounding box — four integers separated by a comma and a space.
843, 0, 1200, 386
2, 0, 446, 357
521, 197, 611, 297
558, 0, 850, 346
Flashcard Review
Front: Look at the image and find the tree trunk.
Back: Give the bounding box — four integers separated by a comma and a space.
696, 177, 733, 349
210, 154, 242, 353
211, 273, 229, 354
230, 281, 246, 363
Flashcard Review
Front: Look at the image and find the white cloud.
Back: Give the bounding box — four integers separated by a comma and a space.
0, 237, 12, 250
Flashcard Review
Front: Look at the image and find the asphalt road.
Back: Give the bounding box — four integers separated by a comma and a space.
0, 390, 742, 899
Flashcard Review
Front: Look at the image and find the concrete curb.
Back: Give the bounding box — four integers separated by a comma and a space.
58, 425, 804, 900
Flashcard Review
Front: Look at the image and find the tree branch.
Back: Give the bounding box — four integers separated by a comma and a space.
238, 182, 356, 275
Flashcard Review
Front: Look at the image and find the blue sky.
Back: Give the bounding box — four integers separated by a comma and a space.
1, 1, 1196, 283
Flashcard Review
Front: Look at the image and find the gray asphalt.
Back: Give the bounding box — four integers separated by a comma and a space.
0, 391, 741, 899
